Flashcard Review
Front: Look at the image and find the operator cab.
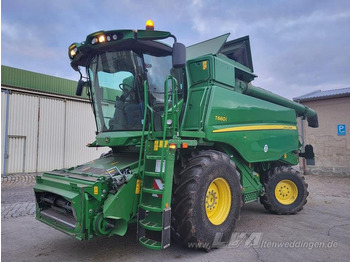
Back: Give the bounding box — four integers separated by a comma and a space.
69, 22, 186, 134
88, 48, 185, 132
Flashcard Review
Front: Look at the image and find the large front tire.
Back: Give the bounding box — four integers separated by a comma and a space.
260, 166, 308, 214
172, 150, 242, 250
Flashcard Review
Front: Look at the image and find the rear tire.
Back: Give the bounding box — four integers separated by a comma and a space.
260, 166, 308, 214
172, 150, 242, 250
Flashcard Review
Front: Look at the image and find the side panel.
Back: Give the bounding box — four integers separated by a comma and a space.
182, 58, 212, 131
205, 86, 299, 162
103, 175, 138, 236
182, 88, 206, 130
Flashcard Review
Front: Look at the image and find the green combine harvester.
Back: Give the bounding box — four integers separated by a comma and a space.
34, 20, 318, 250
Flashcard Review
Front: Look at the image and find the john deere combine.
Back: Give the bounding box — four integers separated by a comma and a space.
34, 20, 318, 250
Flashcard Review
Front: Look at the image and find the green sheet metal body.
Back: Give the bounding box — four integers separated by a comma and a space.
34, 152, 140, 240
178, 51, 310, 201
181, 54, 300, 164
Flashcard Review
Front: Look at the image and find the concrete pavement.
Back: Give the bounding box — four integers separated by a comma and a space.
1, 174, 350, 262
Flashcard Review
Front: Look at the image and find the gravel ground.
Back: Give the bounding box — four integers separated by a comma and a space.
1, 174, 36, 219
1, 173, 350, 262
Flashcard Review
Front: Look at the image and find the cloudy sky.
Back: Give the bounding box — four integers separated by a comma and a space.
2, 0, 350, 98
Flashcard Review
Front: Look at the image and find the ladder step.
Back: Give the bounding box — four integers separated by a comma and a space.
145, 155, 163, 160
142, 187, 163, 195
139, 236, 162, 250
139, 219, 162, 231
144, 171, 162, 178
140, 203, 163, 212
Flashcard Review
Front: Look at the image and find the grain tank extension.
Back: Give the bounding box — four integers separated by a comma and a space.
34, 21, 318, 250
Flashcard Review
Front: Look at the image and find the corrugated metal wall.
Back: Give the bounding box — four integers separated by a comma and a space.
64, 101, 101, 167
37, 97, 65, 171
7, 93, 39, 172
1, 91, 8, 171
1, 91, 107, 174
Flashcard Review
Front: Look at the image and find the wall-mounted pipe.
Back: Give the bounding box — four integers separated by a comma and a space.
2, 89, 10, 175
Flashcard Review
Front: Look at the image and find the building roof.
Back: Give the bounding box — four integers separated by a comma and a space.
293, 87, 350, 102
1, 65, 88, 99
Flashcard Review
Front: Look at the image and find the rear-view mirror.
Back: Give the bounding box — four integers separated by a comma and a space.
172, 42, 186, 68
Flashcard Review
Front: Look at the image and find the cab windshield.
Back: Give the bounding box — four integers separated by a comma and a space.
88, 50, 175, 132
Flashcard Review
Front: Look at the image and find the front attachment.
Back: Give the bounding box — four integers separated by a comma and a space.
34, 153, 139, 240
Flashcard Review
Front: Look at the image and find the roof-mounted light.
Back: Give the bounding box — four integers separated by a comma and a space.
146, 19, 154, 31
90, 33, 119, 45
98, 34, 106, 43
91, 34, 106, 45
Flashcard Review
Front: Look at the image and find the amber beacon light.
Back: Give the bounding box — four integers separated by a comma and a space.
146, 19, 154, 31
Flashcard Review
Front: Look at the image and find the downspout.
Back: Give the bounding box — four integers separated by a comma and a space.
300, 117, 306, 174
35, 98, 41, 172
2, 90, 10, 176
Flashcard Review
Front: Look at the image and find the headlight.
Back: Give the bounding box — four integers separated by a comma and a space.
70, 48, 77, 57
68, 44, 78, 59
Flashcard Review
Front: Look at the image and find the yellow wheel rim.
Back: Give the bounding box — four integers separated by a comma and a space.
205, 178, 231, 225
274, 179, 298, 205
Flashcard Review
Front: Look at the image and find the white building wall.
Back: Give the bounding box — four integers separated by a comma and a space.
64, 100, 102, 168
1, 90, 108, 174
